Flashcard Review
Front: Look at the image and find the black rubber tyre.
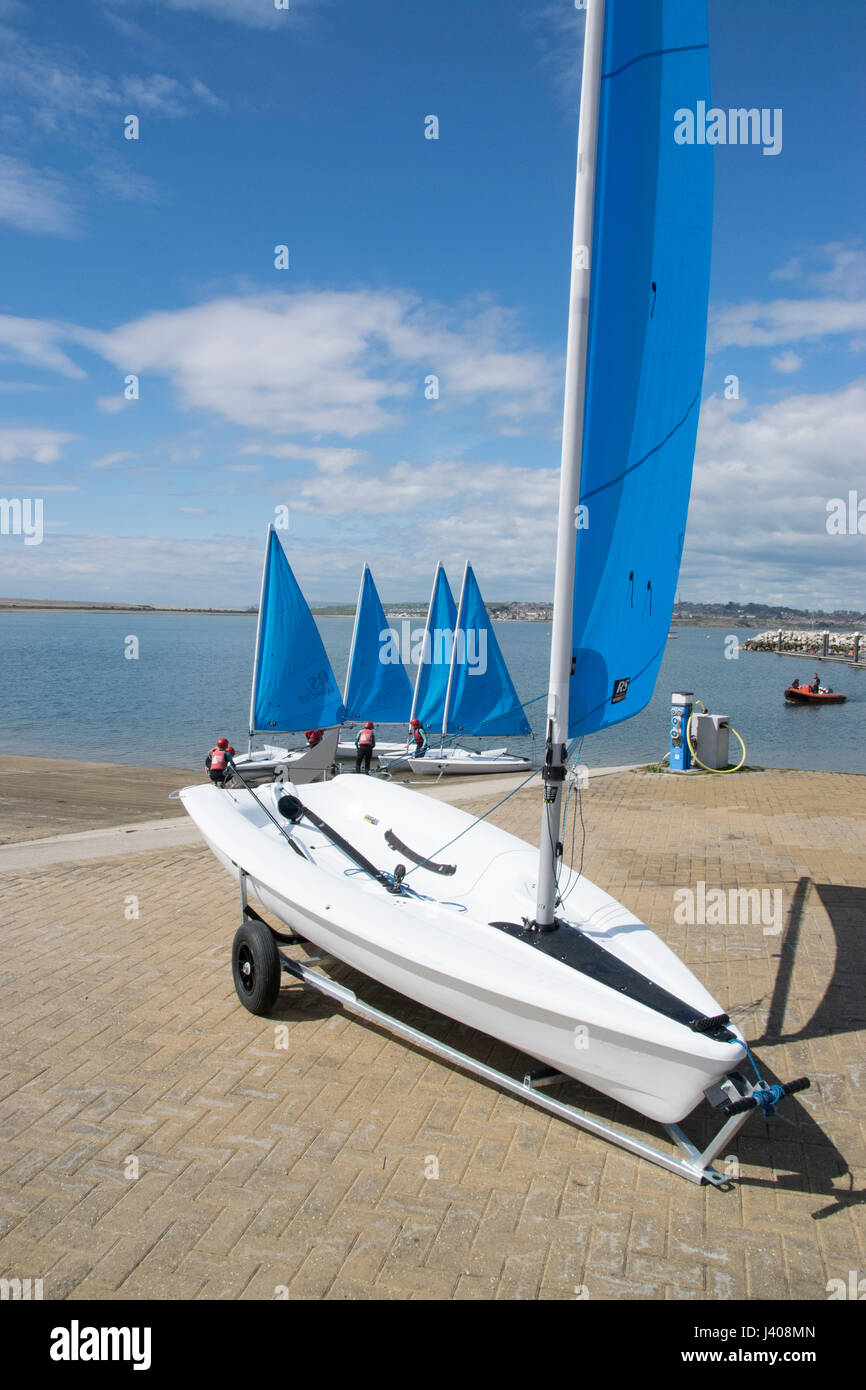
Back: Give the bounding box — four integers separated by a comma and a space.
231, 920, 282, 1015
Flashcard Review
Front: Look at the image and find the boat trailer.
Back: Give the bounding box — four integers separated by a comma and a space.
234, 870, 809, 1187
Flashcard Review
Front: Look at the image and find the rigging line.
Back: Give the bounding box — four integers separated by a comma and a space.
558, 740, 587, 908
579, 382, 703, 501
402, 765, 541, 880
602, 43, 708, 82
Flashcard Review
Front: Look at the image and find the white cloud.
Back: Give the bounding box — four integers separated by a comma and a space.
76, 290, 559, 436
0, 21, 221, 140
91, 450, 138, 469
0, 314, 85, 377
770, 242, 866, 299
770, 351, 804, 374
96, 395, 133, 414
0, 156, 79, 235
710, 296, 866, 352
107, 0, 315, 29
0, 428, 76, 464
713, 243, 866, 353
682, 382, 866, 606
241, 443, 367, 476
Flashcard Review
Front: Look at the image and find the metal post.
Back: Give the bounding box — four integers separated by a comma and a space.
535, 0, 607, 928
248, 525, 272, 753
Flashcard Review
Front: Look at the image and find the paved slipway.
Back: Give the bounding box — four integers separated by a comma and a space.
0, 757, 863, 1301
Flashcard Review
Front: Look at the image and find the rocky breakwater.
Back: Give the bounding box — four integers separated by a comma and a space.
744, 629, 864, 661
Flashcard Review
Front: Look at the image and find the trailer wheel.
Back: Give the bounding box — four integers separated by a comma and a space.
232, 920, 281, 1015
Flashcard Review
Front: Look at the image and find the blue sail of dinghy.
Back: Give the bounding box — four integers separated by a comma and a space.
251, 528, 346, 733
412, 564, 457, 728
568, 0, 713, 738
343, 566, 413, 722
445, 565, 531, 737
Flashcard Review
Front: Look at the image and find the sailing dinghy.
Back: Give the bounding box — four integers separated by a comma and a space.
336, 564, 415, 765
380, 562, 536, 777
180, 0, 808, 1181
231, 527, 346, 785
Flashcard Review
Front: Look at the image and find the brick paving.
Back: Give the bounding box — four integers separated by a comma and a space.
0, 767, 863, 1300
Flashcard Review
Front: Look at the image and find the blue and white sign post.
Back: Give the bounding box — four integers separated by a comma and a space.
669, 691, 693, 772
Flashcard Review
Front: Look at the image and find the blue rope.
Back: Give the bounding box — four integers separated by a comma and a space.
744, 1045, 786, 1118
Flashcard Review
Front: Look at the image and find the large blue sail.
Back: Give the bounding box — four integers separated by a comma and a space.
344, 566, 413, 722
412, 564, 457, 729
568, 0, 713, 738
251, 529, 346, 733
445, 566, 531, 737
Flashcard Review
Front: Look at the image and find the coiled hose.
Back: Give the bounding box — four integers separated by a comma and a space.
685, 698, 747, 773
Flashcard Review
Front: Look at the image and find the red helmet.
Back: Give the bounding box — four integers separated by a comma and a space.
364, 721, 374, 729
409, 718, 420, 726
216, 737, 229, 749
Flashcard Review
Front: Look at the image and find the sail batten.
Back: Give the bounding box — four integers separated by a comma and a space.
250, 528, 346, 735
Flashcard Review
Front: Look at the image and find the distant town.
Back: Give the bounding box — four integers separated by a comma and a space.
1, 596, 864, 628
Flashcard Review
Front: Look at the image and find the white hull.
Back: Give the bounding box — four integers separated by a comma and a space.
180, 775, 746, 1125
337, 739, 408, 763
406, 746, 535, 776
232, 728, 340, 785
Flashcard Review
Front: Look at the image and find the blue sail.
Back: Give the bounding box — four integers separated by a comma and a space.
412, 564, 457, 728
445, 565, 531, 737
251, 529, 346, 733
344, 566, 413, 722
568, 0, 713, 738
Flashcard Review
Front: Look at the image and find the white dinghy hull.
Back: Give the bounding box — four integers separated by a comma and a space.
180, 775, 747, 1127
231, 728, 340, 785
406, 749, 535, 777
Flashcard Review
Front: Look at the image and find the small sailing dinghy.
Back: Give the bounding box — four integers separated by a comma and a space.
336, 565, 415, 765
180, 0, 808, 1181
380, 562, 535, 777
231, 527, 346, 785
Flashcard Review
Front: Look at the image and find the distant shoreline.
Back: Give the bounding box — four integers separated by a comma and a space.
1, 600, 863, 630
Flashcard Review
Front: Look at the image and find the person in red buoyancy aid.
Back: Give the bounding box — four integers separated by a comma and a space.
355, 721, 375, 774
409, 717, 427, 758
206, 736, 235, 787
305, 729, 324, 747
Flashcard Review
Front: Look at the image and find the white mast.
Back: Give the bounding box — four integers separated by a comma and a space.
343, 563, 368, 709
534, 0, 606, 928
441, 560, 469, 748
248, 523, 274, 752
409, 561, 443, 726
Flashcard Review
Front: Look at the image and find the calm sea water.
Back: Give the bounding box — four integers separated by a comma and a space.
1, 613, 863, 774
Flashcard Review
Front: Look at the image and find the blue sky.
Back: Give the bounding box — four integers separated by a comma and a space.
0, 0, 864, 607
